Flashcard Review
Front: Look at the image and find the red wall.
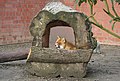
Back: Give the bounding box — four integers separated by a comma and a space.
0, 0, 120, 45
0, 0, 49, 44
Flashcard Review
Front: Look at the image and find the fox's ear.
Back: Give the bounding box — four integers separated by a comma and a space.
62, 38, 66, 43
57, 36, 60, 39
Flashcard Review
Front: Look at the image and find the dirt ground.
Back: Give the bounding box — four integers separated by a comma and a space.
0, 44, 120, 81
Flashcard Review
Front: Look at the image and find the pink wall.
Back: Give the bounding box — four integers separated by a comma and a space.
0, 0, 120, 45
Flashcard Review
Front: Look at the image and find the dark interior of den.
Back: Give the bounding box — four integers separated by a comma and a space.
42, 20, 75, 48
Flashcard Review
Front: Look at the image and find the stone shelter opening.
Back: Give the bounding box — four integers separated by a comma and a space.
42, 20, 75, 48
27, 2, 98, 78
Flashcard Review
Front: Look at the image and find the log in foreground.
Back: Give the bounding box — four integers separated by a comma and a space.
27, 47, 93, 63
0, 48, 29, 63
26, 47, 93, 78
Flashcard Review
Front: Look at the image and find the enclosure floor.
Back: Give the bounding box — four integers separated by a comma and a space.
0, 44, 120, 81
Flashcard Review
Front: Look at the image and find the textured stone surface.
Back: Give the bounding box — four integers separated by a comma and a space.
29, 2, 97, 49
42, 2, 78, 14
26, 62, 60, 78
60, 63, 87, 78
27, 2, 95, 78
26, 62, 87, 78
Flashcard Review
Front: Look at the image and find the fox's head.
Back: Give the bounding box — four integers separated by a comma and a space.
55, 36, 66, 49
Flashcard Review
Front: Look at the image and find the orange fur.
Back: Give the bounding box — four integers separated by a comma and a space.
55, 36, 76, 50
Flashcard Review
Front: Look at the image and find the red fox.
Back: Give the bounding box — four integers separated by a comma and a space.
55, 36, 76, 50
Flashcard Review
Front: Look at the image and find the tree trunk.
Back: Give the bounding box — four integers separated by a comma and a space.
0, 48, 29, 63
27, 47, 93, 63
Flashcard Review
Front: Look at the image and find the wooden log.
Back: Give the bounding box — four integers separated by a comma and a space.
0, 48, 29, 63
27, 47, 93, 63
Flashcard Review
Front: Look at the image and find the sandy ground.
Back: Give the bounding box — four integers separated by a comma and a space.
0, 44, 120, 81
